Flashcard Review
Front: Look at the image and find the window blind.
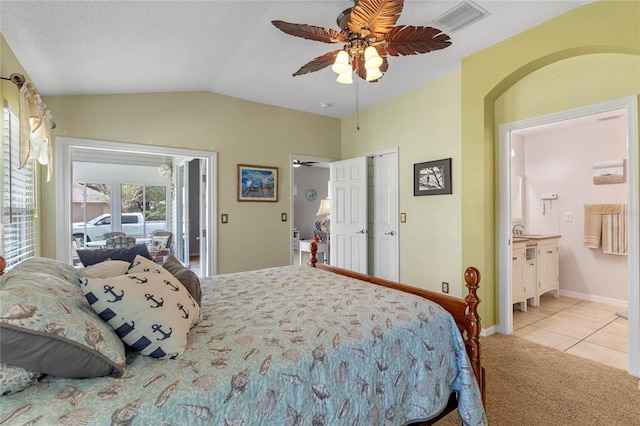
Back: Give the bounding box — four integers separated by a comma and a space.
3, 104, 35, 268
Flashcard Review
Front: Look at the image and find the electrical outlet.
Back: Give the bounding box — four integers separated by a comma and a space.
442, 282, 449, 293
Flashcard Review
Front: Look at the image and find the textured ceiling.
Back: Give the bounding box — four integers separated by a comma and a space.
1, 1, 594, 119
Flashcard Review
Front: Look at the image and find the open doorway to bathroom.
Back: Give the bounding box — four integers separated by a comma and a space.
498, 96, 639, 377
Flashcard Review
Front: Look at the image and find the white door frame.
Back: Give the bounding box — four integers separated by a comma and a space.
497, 95, 639, 377
289, 154, 334, 265
55, 137, 218, 276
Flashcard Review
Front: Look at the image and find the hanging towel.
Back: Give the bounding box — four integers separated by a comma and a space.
583, 204, 626, 254
602, 204, 627, 255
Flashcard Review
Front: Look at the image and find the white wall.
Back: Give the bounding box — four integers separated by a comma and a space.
293, 167, 329, 240
523, 117, 628, 302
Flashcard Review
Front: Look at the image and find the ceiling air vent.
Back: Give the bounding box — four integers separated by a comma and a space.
432, 1, 490, 33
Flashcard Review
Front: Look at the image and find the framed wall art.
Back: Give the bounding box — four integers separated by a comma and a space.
238, 164, 278, 202
414, 158, 452, 196
593, 159, 625, 185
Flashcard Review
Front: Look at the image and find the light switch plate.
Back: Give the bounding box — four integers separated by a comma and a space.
564, 212, 573, 222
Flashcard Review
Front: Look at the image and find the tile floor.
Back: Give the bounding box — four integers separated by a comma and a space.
513, 294, 629, 370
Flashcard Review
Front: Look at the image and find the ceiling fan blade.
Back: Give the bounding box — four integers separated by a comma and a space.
272, 20, 348, 44
383, 25, 452, 56
293, 50, 341, 76
348, 0, 404, 40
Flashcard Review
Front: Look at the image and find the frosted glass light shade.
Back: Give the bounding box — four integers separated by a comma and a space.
366, 67, 383, 81
336, 71, 353, 84
364, 46, 383, 70
158, 163, 172, 177
331, 51, 351, 74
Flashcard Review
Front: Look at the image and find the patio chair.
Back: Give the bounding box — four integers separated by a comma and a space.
102, 231, 126, 240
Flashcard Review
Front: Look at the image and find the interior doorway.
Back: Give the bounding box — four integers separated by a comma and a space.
290, 154, 332, 266
498, 96, 639, 377
55, 137, 218, 277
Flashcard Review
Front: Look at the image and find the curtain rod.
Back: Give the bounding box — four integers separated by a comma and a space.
0, 73, 26, 88
1, 73, 56, 129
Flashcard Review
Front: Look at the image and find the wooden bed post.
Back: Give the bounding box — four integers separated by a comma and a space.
464, 266, 485, 405
310, 240, 318, 267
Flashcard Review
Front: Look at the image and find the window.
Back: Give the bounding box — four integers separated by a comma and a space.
2, 104, 36, 268
121, 184, 167, 237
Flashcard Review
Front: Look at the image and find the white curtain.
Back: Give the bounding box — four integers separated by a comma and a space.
18, 81, 54, 181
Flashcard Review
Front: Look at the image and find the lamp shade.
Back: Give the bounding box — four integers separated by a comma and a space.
366, 67, 383, 82
364, 46, 383, 70
315, 198, 331, 216
331, 50, 351, 74
336, 71, 353, 84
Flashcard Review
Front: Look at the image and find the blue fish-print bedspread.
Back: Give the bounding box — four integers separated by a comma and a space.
0, 265, 486, 425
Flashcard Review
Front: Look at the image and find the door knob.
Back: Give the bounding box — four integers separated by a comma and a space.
356, 229, 366, 234
384, 231, 395, 236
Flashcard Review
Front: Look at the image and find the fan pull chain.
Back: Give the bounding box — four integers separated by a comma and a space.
356, 76, 360, 131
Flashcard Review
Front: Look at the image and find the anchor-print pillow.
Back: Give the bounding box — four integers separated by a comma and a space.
82, 255, 202, 359
0, 271, 126, 378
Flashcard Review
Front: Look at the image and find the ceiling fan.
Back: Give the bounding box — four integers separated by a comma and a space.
272, 0, 452, 84
293, 160, 318, 168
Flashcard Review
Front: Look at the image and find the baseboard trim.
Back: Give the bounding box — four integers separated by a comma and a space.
559, 289, 628, 308
481, 326, 496, 337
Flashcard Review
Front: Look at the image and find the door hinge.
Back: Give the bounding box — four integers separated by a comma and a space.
202, 229, 206, 238
202, 174, 206, 183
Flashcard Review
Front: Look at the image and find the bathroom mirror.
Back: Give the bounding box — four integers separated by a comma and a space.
511, 174, 524, 220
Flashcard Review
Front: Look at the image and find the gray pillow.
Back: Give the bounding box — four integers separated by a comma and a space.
0, 270, 126, 378
162, 255, 202, 306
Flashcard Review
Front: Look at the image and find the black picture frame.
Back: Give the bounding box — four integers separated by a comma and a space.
414, 158, 452, 196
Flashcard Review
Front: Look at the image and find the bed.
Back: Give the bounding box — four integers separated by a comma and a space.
0, 247, 486, 425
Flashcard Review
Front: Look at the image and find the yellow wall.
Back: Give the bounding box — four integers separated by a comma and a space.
341, 71, 464, 297
339, 0, 639, 325
42, 93, 341, 273
460, 0, 639, 326
3, 1, 638, 327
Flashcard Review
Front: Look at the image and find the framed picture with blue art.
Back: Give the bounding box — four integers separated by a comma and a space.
414, 158, 452, 196
238, 164, 278, 202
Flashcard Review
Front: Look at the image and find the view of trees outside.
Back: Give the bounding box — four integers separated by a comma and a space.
76, 183, 167, 221
120, 184, 167, 220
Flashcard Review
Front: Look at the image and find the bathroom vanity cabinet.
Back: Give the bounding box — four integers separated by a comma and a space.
534, 237, 561, 304
512, 240, 534, 311
512, 235, 560, 310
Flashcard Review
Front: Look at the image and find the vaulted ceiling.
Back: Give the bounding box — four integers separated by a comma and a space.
1, 1, 594, 118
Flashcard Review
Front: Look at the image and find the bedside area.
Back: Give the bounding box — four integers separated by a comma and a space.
513, 235, 561, 311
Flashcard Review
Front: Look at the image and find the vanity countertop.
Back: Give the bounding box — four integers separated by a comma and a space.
517, 234, 561, 240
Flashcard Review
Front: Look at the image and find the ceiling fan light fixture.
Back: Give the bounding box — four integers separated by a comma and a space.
331, 50, 351, 74
365, 67, 383, 82
337, 71, 353, 84
364, 46, 383, 70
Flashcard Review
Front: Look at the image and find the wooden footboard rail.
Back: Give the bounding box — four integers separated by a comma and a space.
308, 243, 486, 405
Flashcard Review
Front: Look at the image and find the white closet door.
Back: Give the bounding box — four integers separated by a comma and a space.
330, 157, 368, 273
371, 153, 398, 281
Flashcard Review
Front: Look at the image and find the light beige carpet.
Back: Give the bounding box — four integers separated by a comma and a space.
440, 334, 640, 425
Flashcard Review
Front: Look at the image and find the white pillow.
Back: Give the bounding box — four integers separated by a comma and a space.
79, 260, 131, 279
82, 256, 201, 359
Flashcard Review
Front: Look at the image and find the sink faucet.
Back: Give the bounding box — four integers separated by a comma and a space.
512, 224, 525, 236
